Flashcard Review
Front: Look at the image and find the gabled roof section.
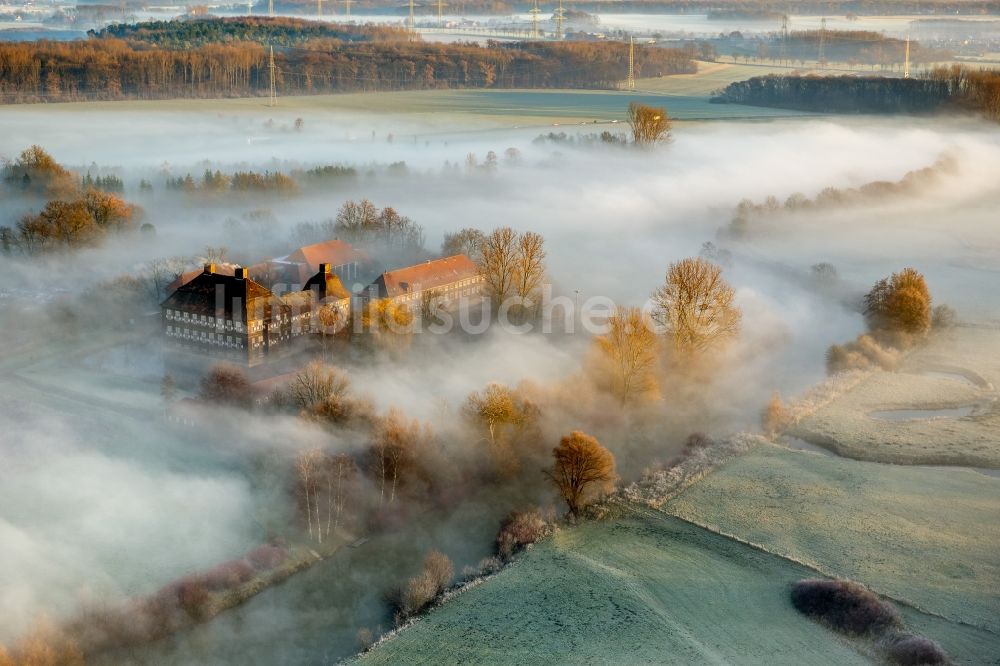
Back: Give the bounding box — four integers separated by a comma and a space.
303, 266, 352, 301
166, 264, 235, 296
371, 254, 480, 299
286, 239, 368, 272
161, 266, 274, 320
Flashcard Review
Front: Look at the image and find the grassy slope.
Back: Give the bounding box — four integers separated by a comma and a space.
360, 509, 872, 666
665, 445, 1000, 639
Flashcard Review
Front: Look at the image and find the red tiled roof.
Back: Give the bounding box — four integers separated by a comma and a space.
372, 255, 480, 299
286, 240, 368, 272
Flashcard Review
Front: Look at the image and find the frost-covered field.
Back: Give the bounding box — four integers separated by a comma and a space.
790, 326, 1000, 466
357, 508, 875, 665
666, 444, 1000, 641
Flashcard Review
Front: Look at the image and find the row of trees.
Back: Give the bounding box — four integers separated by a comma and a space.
93, 16, 408, 48
0, 28, 695, 103
713, 67, 1000, 121
726, 156, 956, 237
165, 169, 299, 195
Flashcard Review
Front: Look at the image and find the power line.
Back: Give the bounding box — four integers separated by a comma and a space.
268, 44, 277, 106
625, 35, 635, 90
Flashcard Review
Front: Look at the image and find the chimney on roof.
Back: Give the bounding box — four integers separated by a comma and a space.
204, 263, 216, 275
235, 267, 248, 280
320, 262, 331, 275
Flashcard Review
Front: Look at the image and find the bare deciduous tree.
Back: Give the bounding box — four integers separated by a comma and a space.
479, 227, 546, 319
651, 257, 741, 354
626, 102, 672, 146
290, 361, 350, 412
199, 364, 252, 408
441, 227, 486, 262
544, 431, 617, 517
480, 226, 519, 304
369, 409, 423, 505
594, 306, 659, 406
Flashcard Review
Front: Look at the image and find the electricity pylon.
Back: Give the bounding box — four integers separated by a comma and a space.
529, 0, 540, 39
437, 0, 444, 20
780, 14, 789, 65
268, 46, 277, 107
268, 0, 274, 16
247, 0, 252, 15
903, 33, 911, 78
626, 35, 635, 90
345, 0, 350, 16
317, 0, 322, 17
818, 17, 827, 68
554, 0, 565, 40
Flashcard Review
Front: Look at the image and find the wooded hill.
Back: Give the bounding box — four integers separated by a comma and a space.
712, 66, 1000, 120
0, 18, 695, 103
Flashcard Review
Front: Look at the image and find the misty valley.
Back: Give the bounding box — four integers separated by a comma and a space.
1, 7, 999, 666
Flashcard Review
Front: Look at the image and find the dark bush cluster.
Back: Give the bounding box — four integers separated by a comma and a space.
881, 632, 949, 665
790, 579, 901, 635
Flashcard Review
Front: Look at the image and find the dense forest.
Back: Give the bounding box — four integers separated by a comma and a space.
0, 18, 695, 103
712, 66, 1000, 120
92, 17, 410, 47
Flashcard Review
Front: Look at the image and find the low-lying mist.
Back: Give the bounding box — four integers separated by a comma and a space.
1, 101, 998, 661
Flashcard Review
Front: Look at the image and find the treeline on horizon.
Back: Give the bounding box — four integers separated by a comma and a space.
715, 29, 951, 68
712, 66, 1000, 120
237, 0, 1000, 15
0, 18, 695, 103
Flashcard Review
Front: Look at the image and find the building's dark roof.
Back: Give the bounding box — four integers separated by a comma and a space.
161, 269, 281, 321
370, 254, 479, 299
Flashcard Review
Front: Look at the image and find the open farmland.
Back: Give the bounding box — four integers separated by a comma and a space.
4, 60, 818, 129
790, 326, 1000, 467
359, 508, 876, 665
665, 444, 1000, 639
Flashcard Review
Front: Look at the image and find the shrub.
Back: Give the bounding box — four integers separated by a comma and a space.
394, 550, 455, 621
424, 550, 454, 595
356, 627, 374, 652
683, 432, 712, 451
200, 559, 255, 590
761, 392, 788, 435
399, 571, 437, 619
790, 579, 901, 635
175, 580, 211, 620
931, 304, 956, 329
497, 508, 549, 559
246, 544, 289, 570
881, 632, 949, 665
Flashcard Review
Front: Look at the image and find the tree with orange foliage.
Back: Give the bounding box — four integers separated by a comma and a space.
652, 257, 741, 355
626, 102, 672, 146
7, 617, 84, 666
864, 267, 931, 336
593, 306, 659, 406
545, 431, 617, 518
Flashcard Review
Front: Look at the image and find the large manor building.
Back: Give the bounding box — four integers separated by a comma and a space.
160, 240, 482, 367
